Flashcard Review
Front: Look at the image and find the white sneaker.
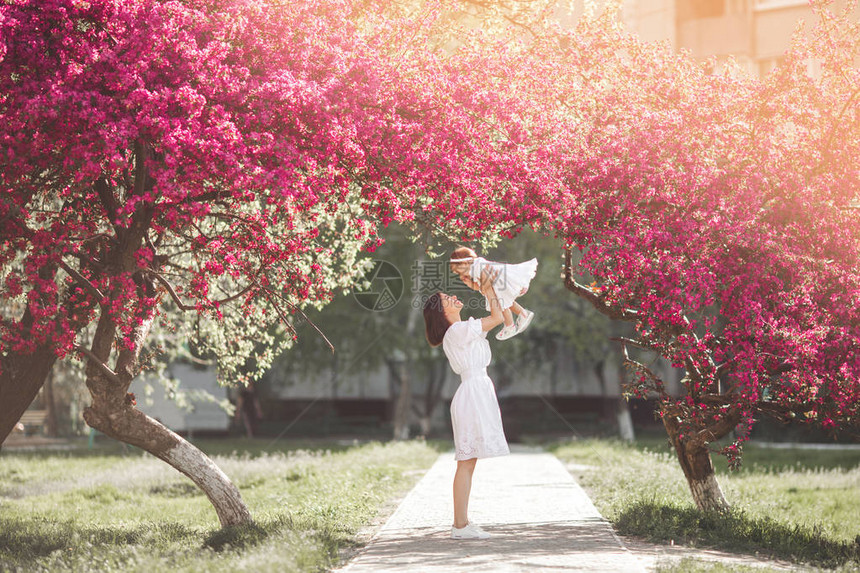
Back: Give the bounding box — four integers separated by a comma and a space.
495, 323, 518, 341
451, 523, 491, 539
516, 309, 534, 334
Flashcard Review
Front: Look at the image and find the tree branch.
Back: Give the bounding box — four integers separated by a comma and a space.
699, 394, 733, 407
58, 259, 105, 302
74, 344, 121, 385
133, 140, 148, 197
692, 409, 742, 446
260, 284, 335, 353
766, 361, 795, 376
621, 345, 666, 393
610, 336, 657, 352
114, 311, 158, 384
0, 199, 30, 236
562, 248, 638, 321
259, 288, 299, 338
147, 269, 259, 311
213, 282, 257, 305
255, 271, 333, 351
94, 177, 122, 236
147, 271, 196, 311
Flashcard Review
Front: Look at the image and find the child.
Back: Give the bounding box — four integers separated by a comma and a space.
449, 246, 537, 340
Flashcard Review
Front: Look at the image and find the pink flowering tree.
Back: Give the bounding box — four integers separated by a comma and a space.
0, 0, 535, 526
395, 2, 860, 510
561, 5, 860, 510
444, 3, 860, 510
2, 0, 858, 522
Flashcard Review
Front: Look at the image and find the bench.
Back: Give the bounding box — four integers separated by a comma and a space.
18, 410, 48, 436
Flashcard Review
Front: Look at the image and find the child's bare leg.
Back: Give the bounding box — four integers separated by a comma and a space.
502, 308, 514, 327
510, 301, 524, 316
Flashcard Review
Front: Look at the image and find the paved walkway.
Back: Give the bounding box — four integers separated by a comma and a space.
338, 446, 645, 572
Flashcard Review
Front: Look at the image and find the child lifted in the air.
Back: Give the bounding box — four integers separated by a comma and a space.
449, 246, 537, 340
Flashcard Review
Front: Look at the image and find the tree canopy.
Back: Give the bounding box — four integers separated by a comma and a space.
0, 0, 557, 524
1, 0, 858, 518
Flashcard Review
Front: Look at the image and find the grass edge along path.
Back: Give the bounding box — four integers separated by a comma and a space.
549, 438, 860, 570
0, 439, 439, 573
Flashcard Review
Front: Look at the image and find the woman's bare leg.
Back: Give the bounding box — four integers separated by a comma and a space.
453, 458, 477, 528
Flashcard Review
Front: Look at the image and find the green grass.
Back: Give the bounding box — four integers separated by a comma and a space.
0, 438, 440, 572
550, 438, 860, 569
655, 557, 788, 573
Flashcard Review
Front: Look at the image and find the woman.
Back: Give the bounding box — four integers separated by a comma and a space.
422, 272, 510, 540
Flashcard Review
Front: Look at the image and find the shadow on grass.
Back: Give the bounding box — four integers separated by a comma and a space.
616, 501, 860, 568
0, 514, 196, 560
202, 516, 312, 552
0, 512, 353, 569
0, 513, 365, 562
204, 513, 362, 557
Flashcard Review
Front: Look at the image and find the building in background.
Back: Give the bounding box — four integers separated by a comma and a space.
259, 343, 684, 439
620, 0, 847, 76
136, 363, 231, 437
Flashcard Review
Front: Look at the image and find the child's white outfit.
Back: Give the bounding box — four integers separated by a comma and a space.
468, 257, 538, 312
442, 318, 510, 461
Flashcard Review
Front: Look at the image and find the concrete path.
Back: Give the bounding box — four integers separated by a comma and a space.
338, 446, 645, 572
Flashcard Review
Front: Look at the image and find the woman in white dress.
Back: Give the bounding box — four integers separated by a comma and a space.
422, 272, 510, 540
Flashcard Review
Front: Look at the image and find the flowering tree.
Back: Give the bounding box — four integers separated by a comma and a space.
2, 0, 858, 523
561, 5, 860, 510
0, 0, 535, 525
384, 0, 860, 510
429, 2, 860, 510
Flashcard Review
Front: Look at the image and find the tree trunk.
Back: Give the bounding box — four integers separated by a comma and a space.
391, 362, 410, 441
411, 359, 447, 437
1, 264, 96, 444
662, 413, 729, 511
1, 265, 67, 443
616, 398, 635, 442
594, 358, 635, 442
44, 369, 59, 437
418, 416, 431, 436
84, 398, 251, 527
0, 348, 58, 444
391, 298, 418, 441
81, 276, 252, 527
550, 339, 560, 395
83, 332, 252, 527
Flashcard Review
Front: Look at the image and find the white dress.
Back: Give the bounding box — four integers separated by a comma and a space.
442, 317, 510, 461
469, 257, 538, 311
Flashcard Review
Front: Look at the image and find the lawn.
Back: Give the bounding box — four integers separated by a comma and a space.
550, 436, 860, 569
0, 438, 440, 572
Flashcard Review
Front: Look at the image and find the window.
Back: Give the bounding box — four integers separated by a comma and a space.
754, 0, 808, 11
678, 0, 726, 21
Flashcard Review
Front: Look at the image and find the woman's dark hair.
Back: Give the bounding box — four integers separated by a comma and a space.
423, 292, 452, 347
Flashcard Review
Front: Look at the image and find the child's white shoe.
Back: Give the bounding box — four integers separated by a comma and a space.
451, 522, 491, 539
495, 323, 518, 341
516, 309, 534, 333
